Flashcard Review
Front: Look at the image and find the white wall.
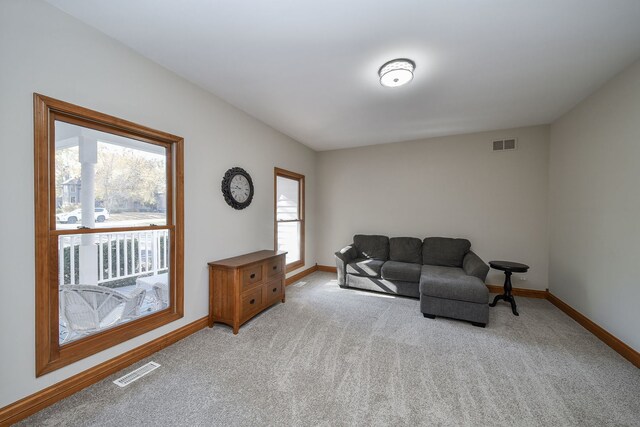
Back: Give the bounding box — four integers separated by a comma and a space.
0, 0, 316, 407
316, 126, 550, 289
549, 59, 640, 352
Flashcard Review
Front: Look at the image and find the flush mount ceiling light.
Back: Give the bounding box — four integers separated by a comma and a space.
378, 58, 415, 87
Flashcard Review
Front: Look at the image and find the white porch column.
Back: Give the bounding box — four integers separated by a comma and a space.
78, 135, 98, 285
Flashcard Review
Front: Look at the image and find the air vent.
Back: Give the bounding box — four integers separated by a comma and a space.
113, 361, 160, 387
492, 138, 517, 151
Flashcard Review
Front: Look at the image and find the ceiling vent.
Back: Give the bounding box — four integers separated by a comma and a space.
492, 138, 517, 151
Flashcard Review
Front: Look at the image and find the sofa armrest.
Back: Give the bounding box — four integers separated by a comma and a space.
463, 251, 489, 282
335, 245, 357, 262
334, 245, 357, 287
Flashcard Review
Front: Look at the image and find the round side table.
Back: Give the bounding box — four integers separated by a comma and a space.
488, 261, 529, 316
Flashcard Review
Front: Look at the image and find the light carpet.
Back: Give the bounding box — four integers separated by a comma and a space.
19, 272, 640, 426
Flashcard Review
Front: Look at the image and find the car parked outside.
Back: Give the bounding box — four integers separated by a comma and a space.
56, 208, 110, 224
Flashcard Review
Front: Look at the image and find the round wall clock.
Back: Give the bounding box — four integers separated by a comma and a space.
221, 167, 254, 210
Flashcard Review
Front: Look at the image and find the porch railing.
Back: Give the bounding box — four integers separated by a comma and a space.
58, 229, 169, 286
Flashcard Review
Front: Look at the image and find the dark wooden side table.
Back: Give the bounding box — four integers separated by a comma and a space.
488, 261, 529, 316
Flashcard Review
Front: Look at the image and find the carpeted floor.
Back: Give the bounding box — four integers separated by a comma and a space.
19, 272, 640, 426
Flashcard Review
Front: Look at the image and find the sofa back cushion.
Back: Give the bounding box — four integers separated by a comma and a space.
422, 237, 471, 267
389, 237, 422, 264
353, 235, 389, 260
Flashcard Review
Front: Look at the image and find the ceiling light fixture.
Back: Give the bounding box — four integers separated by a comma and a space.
378, 58, 415, 87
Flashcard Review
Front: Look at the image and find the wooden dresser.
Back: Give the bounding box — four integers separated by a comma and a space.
208, 250, 287, 334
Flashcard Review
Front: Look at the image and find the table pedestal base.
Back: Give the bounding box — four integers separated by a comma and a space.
489, 271, 519, 316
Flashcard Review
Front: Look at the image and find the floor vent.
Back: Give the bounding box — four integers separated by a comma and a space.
113, 362, 160, 387
492, 138, 517, 151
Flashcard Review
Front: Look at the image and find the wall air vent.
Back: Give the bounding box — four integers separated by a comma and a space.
113, 361, 160, 387
492, 138, 517, 151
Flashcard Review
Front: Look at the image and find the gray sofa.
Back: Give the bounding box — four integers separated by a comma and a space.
335, 235, 490, 327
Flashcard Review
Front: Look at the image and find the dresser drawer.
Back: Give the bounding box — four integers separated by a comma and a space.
241, 287, 263, 320
241, 263, 263, 290
267, 258, 283, 277
264, 277, 284, 304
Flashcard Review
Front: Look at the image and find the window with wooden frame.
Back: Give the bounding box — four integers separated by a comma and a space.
274, 167, 305, 271
34, 94, 184, 376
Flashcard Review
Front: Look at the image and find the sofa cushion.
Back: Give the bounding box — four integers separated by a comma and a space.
389, 237, 422, 264
353, 235, 389, 260
381, 261, 422, 283
346, 274, 420, 298
419, 265, 488, 304
346, 258, 385, 277
422, 237, 471, 267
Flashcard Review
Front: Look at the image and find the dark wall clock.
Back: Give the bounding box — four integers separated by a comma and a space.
221, 167, 254, 210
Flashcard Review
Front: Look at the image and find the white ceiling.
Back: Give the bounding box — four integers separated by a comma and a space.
46, 0, 640, 151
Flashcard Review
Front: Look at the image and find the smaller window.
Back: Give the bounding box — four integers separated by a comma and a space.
274, 168, 305, 271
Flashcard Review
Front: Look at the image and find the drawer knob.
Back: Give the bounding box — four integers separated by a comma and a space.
250, 273, 256, 279
250, 299, 255, 305
272, 287, 277, 292
272, 265, 277, 270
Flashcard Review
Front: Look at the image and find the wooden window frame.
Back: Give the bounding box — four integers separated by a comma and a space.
274, 167, 305, 272
34, 94, 184, 376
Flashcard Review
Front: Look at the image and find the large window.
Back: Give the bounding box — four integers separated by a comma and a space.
274, 168, 305, 271
34, 94, 184, 376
